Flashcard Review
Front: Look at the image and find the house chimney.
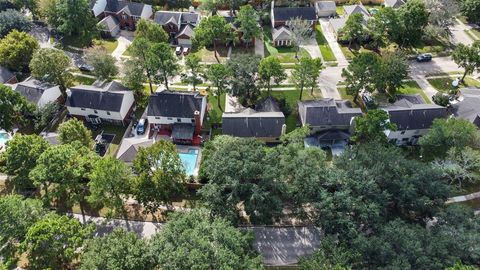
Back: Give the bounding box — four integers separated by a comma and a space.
189, 6, 195, 13
194, 110, 201, 135
66, 89, 72, 97
281, 123, 287, 136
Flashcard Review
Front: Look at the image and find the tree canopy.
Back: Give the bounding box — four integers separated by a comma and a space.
29, 48, 73, 92
0, 83, 34, 131
0, 29, 39, 72
58, 118, 93, 147
85, 46, 119, 81
351, 109, 396, 144
226, 54, 261, 107
0, 9, 31, 38
452, 41, 480, 82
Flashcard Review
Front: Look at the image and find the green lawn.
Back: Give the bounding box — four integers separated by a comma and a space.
335, 6, 345, 16
93, 38, 118, 54
270, 90, 314, 132
338, 86, 358, 107
427, 77, 480, 93
315, 25, 336, 62
204, 93, 226, 129
72, 75, 96, 86
471, 29, 480, 40
199, 46, 229, 63
397, 81, 431, 104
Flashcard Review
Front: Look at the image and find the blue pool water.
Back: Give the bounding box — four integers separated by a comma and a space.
0, 132, 10, 145
179, 149, 199, 176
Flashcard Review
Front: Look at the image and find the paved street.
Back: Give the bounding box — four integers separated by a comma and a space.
318, 66, 342, 99
451, 19, 475, 46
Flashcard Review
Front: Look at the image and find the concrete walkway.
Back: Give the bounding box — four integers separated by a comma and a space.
111, 36, 132, 61
447, 191, 480, 204
319, 19, 348, 67
411, 75, 437, 102
255, 37, 265, 57
300, 38, 323, 62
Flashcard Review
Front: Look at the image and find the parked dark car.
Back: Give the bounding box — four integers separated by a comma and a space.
416, 53, 432, 62
136, 118, 148, 135
78, 64, 94, 72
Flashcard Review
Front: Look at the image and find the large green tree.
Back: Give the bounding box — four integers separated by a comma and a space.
134, 19, 168, 44
258, 56, 286, 94
205, 63, 230, 112
396, 0, 429, 47
199, 136, 284, 223
375, 53, 409, 99
291, 56, 320, 100
226, 54, 261, 107
0, 29, 39, 72
85, 46, 118, 81
351, 109, 396, 144
0, 9, 31, 37
151, 42, 180, 91
183, 53, 203, 91
419, 118, 480, 160
235, 4, 261, 47
88, 157, 134, 228
58, 118, 93, 147
132, 140, 186, 215
452, 41, 480, 82
1, 134, 49, 190
194, 15, 233, 62
30, 143, 98, 221
461, 0, 480, 24
149, 209, 263, 270
21, 213, 94, 270
341, 52, 381, 105
45, 0, 97, 40
340, 13, 367, 49
29, 48, 73, 93
0, 84, 34, 131
434, 147, 480, 190
288, 17, 314, 59
0, 195, 45, 268
79, 228, 153, 270
367, 7, 401, 49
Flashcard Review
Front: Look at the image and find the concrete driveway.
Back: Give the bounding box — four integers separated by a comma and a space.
300, 38, 322, 61
319, 19, 348, 67
29, 25, 53, 48
450, 19, 475, 46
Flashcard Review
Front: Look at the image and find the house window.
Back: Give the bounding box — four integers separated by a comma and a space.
177, 118, 181, 122
81, 108, 86, 111
167, 117, 173, 120
191, 119, 195, 123
400, 131, 405, 135
94, 110, 98, 114
107, 111, 111, 115
155, 117, 160, 119
122, 14, 128, 20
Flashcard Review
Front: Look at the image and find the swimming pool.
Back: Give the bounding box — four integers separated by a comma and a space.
0, 130, 11, 145
179, 149, 199, 176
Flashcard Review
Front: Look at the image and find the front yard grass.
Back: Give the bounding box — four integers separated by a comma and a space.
427, 76, 480, 93
93, 38, 118, 54
199, 46, 229, 63
270, 90, 315, 132
315, 25, 336, 62
397, 81, 431, 104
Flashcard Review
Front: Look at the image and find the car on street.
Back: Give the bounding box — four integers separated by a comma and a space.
78, 64, 94, 72
415, 53, 432, 62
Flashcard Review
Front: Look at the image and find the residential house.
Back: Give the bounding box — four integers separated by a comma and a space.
217, 10, 257, 45
328, 4, 370, 38
147, 91, 207, 145
384, 0, 405, 9
66, 81, 135, 126
98, 15, 121, 38
315, 1, 336, 18
92, 0, 153, 31
270, 1, 316, 47
298, 99, 362, 155
451, 88, 480, 128
0, 66, 17, 84
222, 97, 286, 142
381, 95, 447, 146
10, 78, 62, 108
154, 9, 200, 47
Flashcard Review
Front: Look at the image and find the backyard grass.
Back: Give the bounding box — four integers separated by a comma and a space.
397, 81, 431, 104
427, 76, 480, 93
231, 45, 255, 55
72, 75, 96, 86
315, 25, 336, 62
204, 93, 226, 129
93, 38, 118, 54
270, 90, 314, 132
199, 46, 229, 63
92, 124, 127, 157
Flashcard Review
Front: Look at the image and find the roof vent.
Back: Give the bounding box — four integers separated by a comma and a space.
189, 6, 195, 13
66, 89, 72, 97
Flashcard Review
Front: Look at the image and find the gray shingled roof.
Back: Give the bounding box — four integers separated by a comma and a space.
343, 5, 370, 17
384, 0, 405, 8
147, 91, 205, 118
328, 18, 346, 32
0, 66, 15, 83
12, 79, 57, 105
176, 24, 195, 38
155, 11, 199, 26
98, 15, 119, 32
315, 1, 336, 12
383, 95, 447, 130
66, 81, 130, 112
298, 99, 362, 127
451, 88, 480, 127
273, 7, 316, 22
222, 97, 285, 138
273, 26, 292, 40
117, 140, 153, 163
105, 0, 145, 16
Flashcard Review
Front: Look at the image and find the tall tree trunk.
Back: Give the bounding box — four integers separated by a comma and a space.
217, 94, 223, 112
79, 200, 86, 224
268, 80, 271, 96
214, 41, 220, 63
147, 75, 154, 94
353, 92, 359, 106
122, 204, 130, 231
461, 70, 468, 83
299, 83, 304, 100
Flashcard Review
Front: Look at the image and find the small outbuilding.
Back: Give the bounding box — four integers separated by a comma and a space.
315, 1, 336, 18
